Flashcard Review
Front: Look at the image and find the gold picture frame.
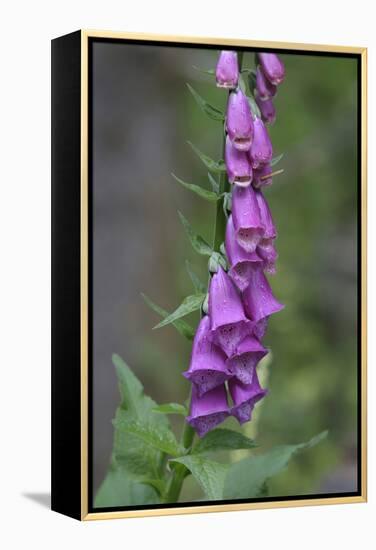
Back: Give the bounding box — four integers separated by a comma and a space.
52, 29, 367, 521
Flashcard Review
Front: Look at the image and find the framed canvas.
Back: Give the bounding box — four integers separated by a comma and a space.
51, 30, 367, 521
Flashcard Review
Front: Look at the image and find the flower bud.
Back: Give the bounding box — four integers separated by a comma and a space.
255, 66, 277, 101
249, 117, 273, 168
232, 184, 264, 253
242, 268, 284, 323
226, 334, 268, 385
225, 214, 262, 291
225, 136, 253, 187
229, 375, 267, 425
183, 316, 230, 397
258, 53, 285, 86
209, 266, 251, 357
226, 89, 254, 151
215, 51, 239, 89
256, 96, 276, 126
187, 384, 229, 437
253, 163, 273, 188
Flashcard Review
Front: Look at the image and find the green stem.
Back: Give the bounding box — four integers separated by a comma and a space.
165, 51, 244, 504
164, 413, 195, 502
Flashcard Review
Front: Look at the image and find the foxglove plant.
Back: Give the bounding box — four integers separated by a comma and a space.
97, 49, 328, 509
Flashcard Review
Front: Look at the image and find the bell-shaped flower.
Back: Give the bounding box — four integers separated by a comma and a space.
255, 191, 276, 240
226, 89, 254, 151
232, 184, 264, 253
226, 334, 268, 385
253, 162, 273, 188
256, 66, 277, 100
209, 266, 251, 357
229, 375, 268, 425
257, 241, 278, 274
255, 190, 278, 273
242, 267, 284, 322
249, 117, 273, 168
225, 214, 262, 291
187, 384, 229, 437
225, 136, 253, 187
256, 95, 276, 125
258, 53, 285, 86
183, 315, 230, 397
215, 51, 239, 89
253, 317, 268, 340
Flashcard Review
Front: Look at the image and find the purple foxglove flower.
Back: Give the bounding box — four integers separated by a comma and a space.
209, 266, 251, 357
225, 214, 262, 291
225, 136, 253, 187
253, 317, 268, 340
255, 190, 278, 273
232, 184, 265, 253
255, 191, 276, 240
257, 241, 278, 275
183, 315, 230, 397
253, 163, 273, 188
229, 375, 268, 425
216, 51, 239, 89
242, 268, 284, 322
258, 53, 285, 86
226, 89, 254, 151
226, 334, 268, 385
256, 95, 276, 126
187, 384, 229, 437
256, 66, 277, 101
249, 117, 273, 168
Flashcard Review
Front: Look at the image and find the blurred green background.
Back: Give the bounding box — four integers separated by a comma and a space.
92, 42, 358, 501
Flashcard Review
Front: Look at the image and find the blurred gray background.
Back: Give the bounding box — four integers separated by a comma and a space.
92, 41, 358, 499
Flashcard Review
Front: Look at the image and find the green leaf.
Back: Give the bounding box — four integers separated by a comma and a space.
185, 260, 207, 293
178, 211, 213, 256
95, 356, 174, 507
111, 355, 170, 479
172, 173, 219, 201
153, 293, 205, 330
208, 172, 219, 194
270, 153, 284, 167
95, 467, 159, 508
223, 431, 328, 500
113, 417, 186, 457
153, 403, 188, 416
192, 428, 257, 455
188, 141, 226, 173
192, 66, 215, 76
186, 83, 224, 122
170, 455, 229, 500
141, 293, 195, 340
